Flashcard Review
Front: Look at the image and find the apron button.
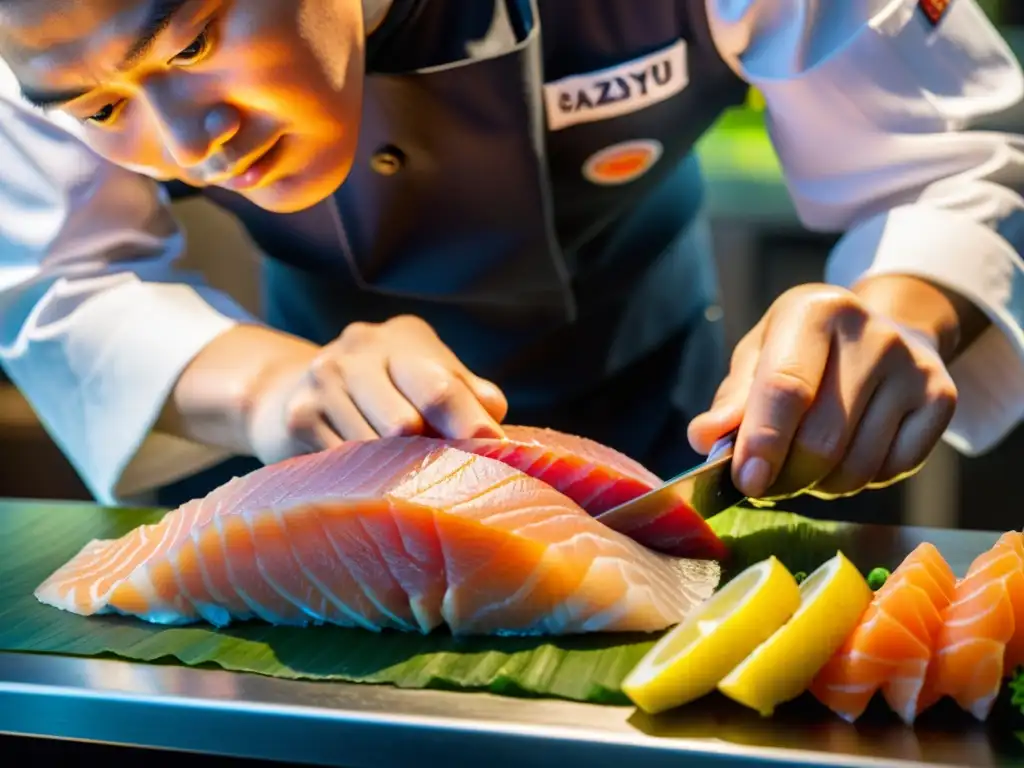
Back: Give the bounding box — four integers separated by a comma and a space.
704, 305, 724, 323
370, 146, 405, 176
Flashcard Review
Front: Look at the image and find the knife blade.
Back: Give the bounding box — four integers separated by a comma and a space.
596, 431, 746, 528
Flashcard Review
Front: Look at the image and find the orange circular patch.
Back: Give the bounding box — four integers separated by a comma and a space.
582, 140, 663, 186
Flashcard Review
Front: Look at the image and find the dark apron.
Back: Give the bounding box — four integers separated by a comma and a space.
157, 0, 746, 507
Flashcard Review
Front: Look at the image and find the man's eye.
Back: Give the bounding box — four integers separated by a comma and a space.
87, 102, 122, 124
172, 27, 213, 65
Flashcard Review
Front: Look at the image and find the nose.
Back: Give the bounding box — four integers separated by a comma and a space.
143, 82, 241, 171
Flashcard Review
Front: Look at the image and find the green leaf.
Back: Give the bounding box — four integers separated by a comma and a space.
0, 501, 850, 704
1009, 667, 1024, 710
708, 507, 861, 577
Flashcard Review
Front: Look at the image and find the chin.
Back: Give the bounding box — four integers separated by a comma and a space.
245, 145, 354, 214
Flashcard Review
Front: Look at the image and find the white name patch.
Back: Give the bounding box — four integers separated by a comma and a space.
543, 39, 689, 132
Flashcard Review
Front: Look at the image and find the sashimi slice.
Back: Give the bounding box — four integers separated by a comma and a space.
35, 439, 721, 636
917, 533, 1024, 721
452, 426, 727, 560
810, 543, 955, 724
870, 543, 955, 724
809, 585, 934, 722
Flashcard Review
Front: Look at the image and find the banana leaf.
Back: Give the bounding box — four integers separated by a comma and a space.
0, 501, 855, 704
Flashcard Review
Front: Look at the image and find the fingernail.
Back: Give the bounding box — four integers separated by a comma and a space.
739, 457, 772, 497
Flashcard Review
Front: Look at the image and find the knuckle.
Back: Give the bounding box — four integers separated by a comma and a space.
795, 428, 845, 467
741, 424, 788, 459
763, 369, 817, 412
875, 328, 909, 361
307, 354, 348, 385
388, 314, 432, 335
929, 377, 959, 413
826, 292, 866, 320
309, 355, 339, 383
417, 376, 457, 414
336, 321, 377, 349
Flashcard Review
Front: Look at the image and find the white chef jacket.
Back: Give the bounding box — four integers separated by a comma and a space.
1, 0, 1023, 504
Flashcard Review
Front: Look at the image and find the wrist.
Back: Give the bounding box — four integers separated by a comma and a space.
161, 325, 320, 454
851, 274, 986, 362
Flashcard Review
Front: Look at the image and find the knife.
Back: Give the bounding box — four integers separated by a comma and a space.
596, 430, 746, 527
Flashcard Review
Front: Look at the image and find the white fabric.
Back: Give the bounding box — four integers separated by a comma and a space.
707, 0, 1024, 455
0, 60, 255, 503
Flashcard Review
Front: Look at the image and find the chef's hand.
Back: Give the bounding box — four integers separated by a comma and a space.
688, 277, 986, 500
237, 316, 507, 464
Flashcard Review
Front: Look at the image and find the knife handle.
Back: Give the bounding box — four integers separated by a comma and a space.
707, 429, 738, 463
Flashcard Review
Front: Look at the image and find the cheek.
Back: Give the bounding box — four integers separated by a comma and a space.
85, 123, 179, 180
214, 9, 363, 131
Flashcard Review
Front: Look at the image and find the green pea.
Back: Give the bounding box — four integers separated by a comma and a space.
867, 567, 890, 591
793, 571, 807, 585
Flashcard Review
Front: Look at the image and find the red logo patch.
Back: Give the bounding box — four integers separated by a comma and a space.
582, 140, 663, 186
919, 0, 952, 26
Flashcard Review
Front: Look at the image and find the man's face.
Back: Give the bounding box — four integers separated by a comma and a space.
0, 0, 367, 213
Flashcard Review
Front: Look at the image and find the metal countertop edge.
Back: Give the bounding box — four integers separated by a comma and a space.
0, 652, 944, 768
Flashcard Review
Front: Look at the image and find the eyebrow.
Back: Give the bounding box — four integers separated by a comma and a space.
19, 86, 90, 110
121, 0, 193, 68
18, 0, 192, 110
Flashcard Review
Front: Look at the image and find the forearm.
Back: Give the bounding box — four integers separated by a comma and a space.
851, 275, 991, 363
156, 324, 321, 455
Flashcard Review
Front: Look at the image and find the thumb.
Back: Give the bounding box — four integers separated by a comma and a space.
688, 399, 744, 455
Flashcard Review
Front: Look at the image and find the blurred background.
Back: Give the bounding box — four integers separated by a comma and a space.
1, 2, 1022, 531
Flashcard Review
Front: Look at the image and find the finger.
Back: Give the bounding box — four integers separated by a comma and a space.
282, 386, 347, 456
389, 356, 504, 438
310, 362, 379, 441
872, 384, 957, 488
306, 418, 348, 451
733, 307, 833, 498
687, 401, 744, 456
390, 315, 508, 421
773, 339, 886, 496
341, 361, 426, 437
461, 373, 509, 424
809, 382, 912, 499
688, 329, 763, 454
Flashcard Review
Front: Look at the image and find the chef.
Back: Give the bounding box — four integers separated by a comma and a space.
0, 0, 1022, 509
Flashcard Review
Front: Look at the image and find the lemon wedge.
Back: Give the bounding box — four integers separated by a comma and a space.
717, 550, 873, 716
622, 556, 800, 714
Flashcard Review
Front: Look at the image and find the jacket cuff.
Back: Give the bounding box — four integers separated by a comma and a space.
58, 280, 252, 502
825, 203, 1024, 455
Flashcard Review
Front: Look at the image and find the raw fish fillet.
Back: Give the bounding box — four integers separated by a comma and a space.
454, 426, 727, 560
35, 439, 720, 636
810, 543, 955, 724
917, 532, 1024, 721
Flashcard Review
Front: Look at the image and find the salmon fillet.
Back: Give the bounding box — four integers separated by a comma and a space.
454, 426, 727, 559
35, 439, 721, 636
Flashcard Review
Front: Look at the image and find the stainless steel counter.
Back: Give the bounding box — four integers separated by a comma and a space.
1, 522, 1021, 767
2, 650, 1021, 768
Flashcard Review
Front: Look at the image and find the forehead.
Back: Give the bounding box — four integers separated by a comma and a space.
0, 0, 152, 88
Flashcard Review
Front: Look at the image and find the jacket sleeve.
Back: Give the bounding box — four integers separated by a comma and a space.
0, 61, 258, 503
705, 0, 1024, 456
